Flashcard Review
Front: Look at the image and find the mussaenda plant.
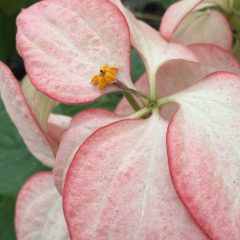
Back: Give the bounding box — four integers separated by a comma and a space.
0, 0, 240, 239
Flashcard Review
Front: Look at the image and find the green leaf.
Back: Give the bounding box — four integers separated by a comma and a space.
0, 100, 50, 197
131, 48, 145, 82
0, 195, 16, 240
55, 93, 123, 117
234, 0, 240, 11
159, 0, 177, 9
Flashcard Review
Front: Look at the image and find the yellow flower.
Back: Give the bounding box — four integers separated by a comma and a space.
91, 66, 119, 90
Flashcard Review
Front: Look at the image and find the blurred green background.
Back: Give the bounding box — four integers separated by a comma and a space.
0, 1, 176, 239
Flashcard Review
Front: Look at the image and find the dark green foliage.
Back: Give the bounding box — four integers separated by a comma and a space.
0, 195, 16, 240
0, 101, 50, 197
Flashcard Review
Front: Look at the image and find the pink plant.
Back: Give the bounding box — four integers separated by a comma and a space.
1, 0, 240, 239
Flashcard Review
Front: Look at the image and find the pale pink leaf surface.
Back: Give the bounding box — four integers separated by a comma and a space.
110, 0, 198, 77
160, 0, 232, 50
156, 44, 240, 98
17, 0, 132, 104
54, 109, 122, 194
15, 172, 69, 240
160, 0, 203, 40
0, 63, 54, 167
63, 115, 207, 240
167, 72, 240, 239
173, 10, 232, 50
47, 113, 72, 144
116, 44, 240, 116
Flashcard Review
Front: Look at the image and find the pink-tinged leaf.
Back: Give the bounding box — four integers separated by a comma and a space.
173, 10, 232, 50
110, 0, 198, 77
47, 113, 72, 144
17, 0, 132, 104
160, 0, 203, 40
167, 72, 240, 239
54, 109, 122, 194
116, 44, 240, 117
157, 44, 240, 98
0, 62, 54, 167
15, 172, 69, 240
63, 115, 207, 240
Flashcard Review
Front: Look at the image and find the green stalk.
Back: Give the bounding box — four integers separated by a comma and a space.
149, 74, 157, 102
123, 92, 141, 112
157, 96, 173, 108
129, 107, 151, 119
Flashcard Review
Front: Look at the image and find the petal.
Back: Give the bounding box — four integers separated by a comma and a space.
22, 75, 57, 131
54, 109, 122, 193
173, 10, 232, 50
63, 114, 207, 239
104, 72, 116, 84
0, 62, 54, 167
167, 72, 240, 239
160, 0, 203, 40
110, 0, 198, 77
97, 78, 107, 90
47, 113, 72, 144
15, 172, 69, 240
17, 0, 132, 104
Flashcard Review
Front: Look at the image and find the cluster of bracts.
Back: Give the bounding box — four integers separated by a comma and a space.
1, 0, 240, 239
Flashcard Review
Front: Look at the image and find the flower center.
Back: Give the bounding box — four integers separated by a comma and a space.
91, 66, 119, 90
148, 100, 158, 111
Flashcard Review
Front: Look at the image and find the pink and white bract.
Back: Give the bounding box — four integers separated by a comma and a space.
1, 0, 240, 239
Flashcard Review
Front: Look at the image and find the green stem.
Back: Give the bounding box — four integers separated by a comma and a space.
128, 107, 151, 119
149, 74, 157, 102
115, 81, 148, 100
123, 92, 141, 112
157, 96, 173, 108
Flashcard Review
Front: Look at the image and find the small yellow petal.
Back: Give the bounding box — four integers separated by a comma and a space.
91, 75, 101, 85
104, 72, 116, 84
91, 65, 119, 90
98, 78, 107, 90
108, 67, 119, 75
